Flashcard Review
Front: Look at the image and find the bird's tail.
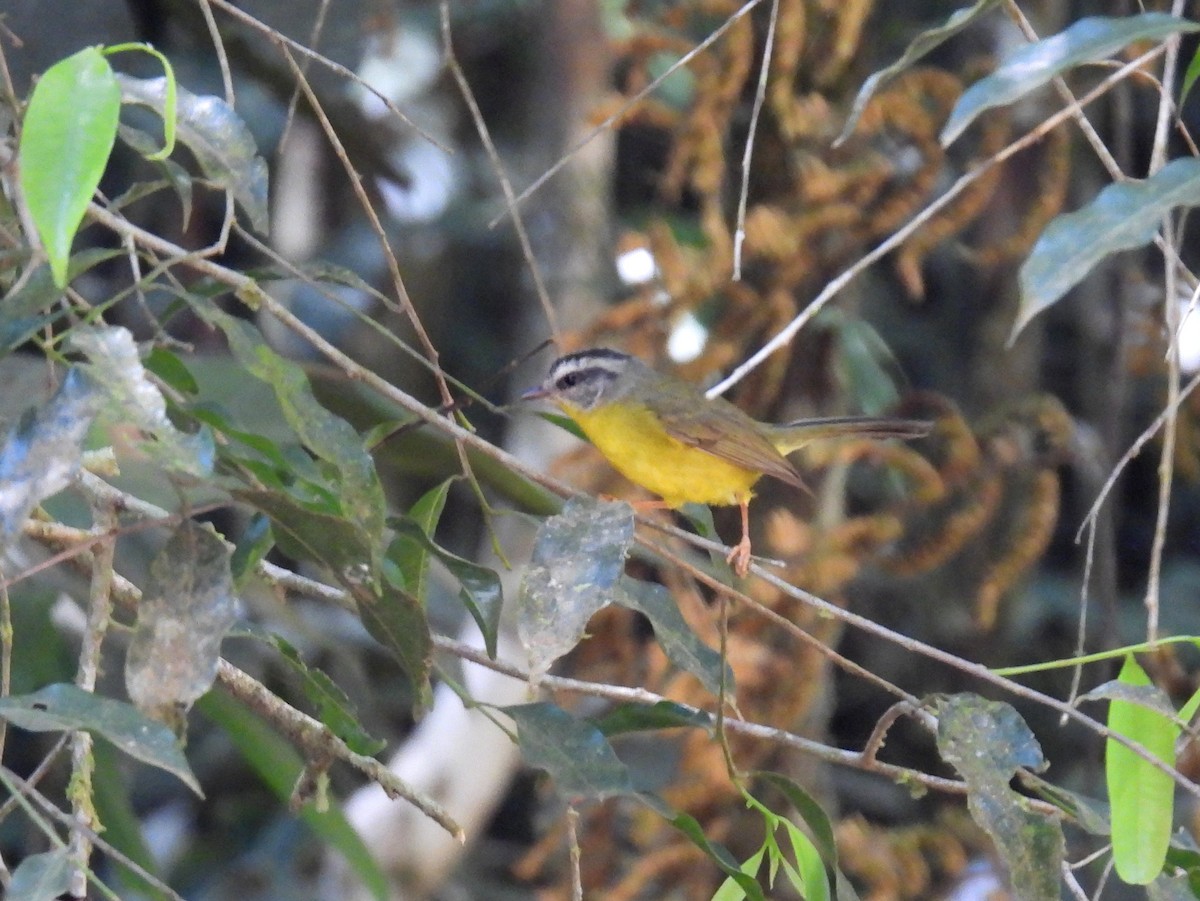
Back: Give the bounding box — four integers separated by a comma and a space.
767, 416, 931, 454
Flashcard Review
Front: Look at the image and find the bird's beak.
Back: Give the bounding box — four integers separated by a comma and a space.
520, 385, 550, 401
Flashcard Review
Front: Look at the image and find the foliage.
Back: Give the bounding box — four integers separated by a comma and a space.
2, 2, 1200, 900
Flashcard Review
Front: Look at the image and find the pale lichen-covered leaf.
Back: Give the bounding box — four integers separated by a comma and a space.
517, 499, 634, 682
1015, 158, 1200, 339
942, 14, 1200, 146
506, 702, 633, 800
0, 683, 201, 793
937, 694, 1063, 901
69, 325, 214, 477
125, 521, 238, 724
116, 74, 269, 232
0, 367, 98, 543
18, 47, 120, 286
837, 0, 1003, 145
7, 848, 73, 901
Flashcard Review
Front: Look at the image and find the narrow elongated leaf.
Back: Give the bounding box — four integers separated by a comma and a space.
125, 521, 237, 724
592, 700, 713, 735
517, 499, 634, 680
646, 799, 765, 901
389, 516, 503, 659
0, 368, 98, 542
1015, 157, 1200, 339
1107, 655, 1177, 885
354, 581, 433, 716
0, 683, 200, 793
18, 47, 120, 286
196, 690, 389, 901
390, 479, 452, 604
937, 694, 1063, 901
616, 576, 730, 697
943, 14, 1200, 145
273, 635, 385, 756
837, 0, 1003, 144
506, 702, 633, 799
7, 849, 73, 901
0, 249, 124, 355
116, 74, 269, 232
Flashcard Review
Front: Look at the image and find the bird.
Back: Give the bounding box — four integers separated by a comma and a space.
523, 348, 930, 576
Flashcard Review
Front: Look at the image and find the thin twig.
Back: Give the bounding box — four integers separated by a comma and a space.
733, 0, 778, 281
706, 43, 1169, 399
487, 0, 765, 230
439, 0, 561, 342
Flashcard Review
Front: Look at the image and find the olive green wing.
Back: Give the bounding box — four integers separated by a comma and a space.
653, 388, 807, 491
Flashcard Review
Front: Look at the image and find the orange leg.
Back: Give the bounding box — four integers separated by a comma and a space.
725, 499, 752, 577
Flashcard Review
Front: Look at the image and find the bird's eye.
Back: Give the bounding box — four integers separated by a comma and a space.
558, 372, 579, 389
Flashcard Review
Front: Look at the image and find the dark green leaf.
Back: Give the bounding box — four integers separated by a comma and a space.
273, 635, 386, 756
7, 849, 73, 901
390, 479, 452, 604
1182, 43, 1200, 106
517, 498, 634, 680
230, 512, 273, 584
1107, 655, 1176, 885
0, 683, 200, 794
0, 249, 124, 355
18, 47, 120, 286
644, 798, 766, 901
354, 581, 433, 716
936, 694, 1062, 901
942, 14, 1200, 145
592, 701, 713, 736
144, 346, 199, 395
196, 690, 389, 901
506, 702, 633, 799
837, 0, 1003, 145
92, 739, 167, 900
389, 515, 504, 659
0, 368, 98, 541
125, 521, 236, 723
616, 576, 730, 697
116, 74, 269, 232
1016, 158, 1200, 339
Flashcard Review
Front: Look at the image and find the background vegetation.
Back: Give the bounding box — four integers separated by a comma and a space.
3, 1, 1200, 899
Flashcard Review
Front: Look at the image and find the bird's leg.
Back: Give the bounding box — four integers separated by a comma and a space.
726, 500, 752, 577
625, 498, 673, 511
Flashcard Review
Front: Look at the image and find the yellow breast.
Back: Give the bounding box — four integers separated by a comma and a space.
563, 400, 761, 508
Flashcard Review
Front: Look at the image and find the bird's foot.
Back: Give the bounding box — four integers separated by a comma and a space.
726, 535, 752, 578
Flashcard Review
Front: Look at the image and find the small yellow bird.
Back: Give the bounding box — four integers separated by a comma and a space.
523, 348, 930, 576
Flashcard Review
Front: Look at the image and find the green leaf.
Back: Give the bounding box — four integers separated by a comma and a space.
942, 14, 1200, 145
1107, 655, 1177, 885
125, 521, 236, 723
18, 46, 120, 287
1182, 43, 1200, 107
353, 581, 433, 716
505, 702, 633, 799
234, 488, 375, 582
92, 739, 167, 900
273, 635, 386, 756
517, 498, 635, 680
7, 849, 73, 901
0, 368, 99, 542
778, 818, 831, 901
388, 516, 504, 660
712, 845, 768, 901
196, 689, 390, 901
0, 683, 200, 794
116, 74, 270, 232
0, 249, 124, 355
615, 576, 730, 697
230, 512, 273, 584
200, 307, 386, 566
144, 346, 199, 395
647, 800, 765, 900
836, 0, 1003, 145
936, 694, 1063, 901
592, 700, 713, 736
390, 479, 452, 604
1015, 157, 1200, 339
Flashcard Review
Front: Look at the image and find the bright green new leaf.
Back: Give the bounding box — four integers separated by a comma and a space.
18, 46, 120, 287
942, 14, 1200, 145
1107, 655, 1177, 885
1015, 157, 1200, 340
